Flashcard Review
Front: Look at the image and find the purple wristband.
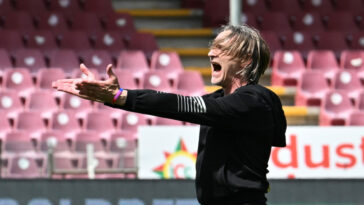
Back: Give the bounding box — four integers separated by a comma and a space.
112, 88, 124, 104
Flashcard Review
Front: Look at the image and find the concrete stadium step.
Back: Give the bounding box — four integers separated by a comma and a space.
113, 0, 181, 10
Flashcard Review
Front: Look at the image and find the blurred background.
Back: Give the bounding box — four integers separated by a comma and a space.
0, 0, 364, 204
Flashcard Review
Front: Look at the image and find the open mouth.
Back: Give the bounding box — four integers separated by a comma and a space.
211, 62, 222, 72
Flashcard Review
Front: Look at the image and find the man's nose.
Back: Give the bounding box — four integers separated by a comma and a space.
208, 48, 217, 58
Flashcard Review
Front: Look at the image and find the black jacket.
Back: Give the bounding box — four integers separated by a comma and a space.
106, 84, 287, 205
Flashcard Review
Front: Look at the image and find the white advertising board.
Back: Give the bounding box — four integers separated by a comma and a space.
138, 126, 364, 179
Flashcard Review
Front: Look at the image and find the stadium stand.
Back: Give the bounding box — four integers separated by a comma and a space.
1, 0, 364, 179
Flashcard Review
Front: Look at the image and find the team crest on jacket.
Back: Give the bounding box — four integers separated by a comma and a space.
153, 138, 197, 179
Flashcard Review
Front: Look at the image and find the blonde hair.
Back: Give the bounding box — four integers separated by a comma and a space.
210, 24, 270, 84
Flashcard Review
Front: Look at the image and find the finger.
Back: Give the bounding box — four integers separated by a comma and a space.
106, 64, 116, 80
80, 63, 95, 79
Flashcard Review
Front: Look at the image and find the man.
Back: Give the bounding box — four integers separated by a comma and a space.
53, 24, 287, 205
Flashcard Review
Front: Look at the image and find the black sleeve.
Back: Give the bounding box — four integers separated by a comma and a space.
104, 89, 274, 129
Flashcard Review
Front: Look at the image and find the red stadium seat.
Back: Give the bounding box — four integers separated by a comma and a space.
74, 131, 107, 153
68, 12, 103, 37
93, 31, 127, 59
0, 49, 13, 71
80, 50, 113, 74
268, 0, 302, 15
116, 50, 150, 80
315, 32, 350, 58
355, 91, 364, 110
83, 0, 114, 18
15, 0, 48, 15
48, 49, 80, 75
301, 0, 334, 14
49, 110, 81, 135
242, 0, 267, 14
39, 130, 73, 153
0, 0, 14, 13
281, 31, 315, 57
83, 111, 116, 137
24, 90, 58, 119
5, 153, 46, 178
295, 70, 330, 106
59, 93, 94, 119
340, 50, 364, 81
142, 70, 174, 92
1, 11, 35, 35
333, 0, 363, 12
36, 68, 67, 91
347, 111, 364, 125
257, 12, 291, 32
3, 131, 34, 153
0, 30, 25, 54
155, 117, 184, 126
58, 31, 92, 54
332, 69, 362, 101
290, 12, 325, 32
323, 12, 359, 33
240, 12, 258, 28
128, 32, 159, 61
102, 12, 136, 41
117, 112, 149, 135
202, 0, 229, 27
260, 31, 282, 54
176, 71, 206, 96
35, 12, 69, 33
48, 0, 82, 16
13, 49, 47, 75
271, 50, 306, 86
2, 68, 35, 97
113, 69, 140, 89
349, 32, 364, 49
13, 111, 47, 139
306, 50, 339, 84
0, 90, 24, 117
25, 30, 58, 54
319, 90, 354, 126
150, 51, 184, 83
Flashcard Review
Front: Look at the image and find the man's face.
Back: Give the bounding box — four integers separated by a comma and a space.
208, 30, 242, 88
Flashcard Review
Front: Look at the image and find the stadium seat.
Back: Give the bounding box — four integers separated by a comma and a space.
5, 153, 46, 178
58, 31, 93, 54
13, 111, 47, 139
295, 70, 330, 106
348, 32, 364, 49
36, 68, 67, 91
155, 117, 184, 126
319, 90, 354, 126
59, 93, 94, 119
51, 151, 82, 179
339, 50, 364, 81
0, 90, 24, 118
128, 32, 159, 61
0, 30, 25, 54
323, 12, 359, 33
13, 49, 47, 75
93, 31, 127, 59
0, 49, 13, 71
49, 110, 81, 136
68, 12, 103, 37
116, 50, 150, 80
142, 70, 174, 92
0, 111, 12, 137
257, 12, 291, 32
355, 91, 364, 110
2, 68, 35, 97
306, 50, 339, 84
25, 30, 58, 54
48, 49, 80, 76
1, 11, 35, 35
15, 0, 48, 15
35, 12, 69, 33
315, 32, 350, 58
83, 111, 116, 137
242, 0, 267, 14
289, 12, 325, 32
113, 69, 140, 89
267, 0, 302, 14
181, 0, 205, 9
150, 51, 184, 83
102, 12, 136, 41
80, 50, 113, 74
0, 0, 13, 13
333, 0, 363, 12
24, 90, 58, 119
260, 31, 282, 55
117, 112, 149, 135
48, 0, 82, 16
347, 111, 364, 125
240, 12, 258, 28
74, 131, 107, 153
332, 69, 362, 101
83, 0, 114, 18
202, 0, 229, 27
3, 131, 35, 154
301, 0, 334, 14
281, 31, 315, 57
176, 71, 206, 96
271, 50, 306, 86
39, 130, 72, 153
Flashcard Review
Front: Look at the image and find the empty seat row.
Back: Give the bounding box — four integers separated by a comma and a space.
202, 0, 364, 27
272, 50, 364, 86
0, 0, 114, 17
